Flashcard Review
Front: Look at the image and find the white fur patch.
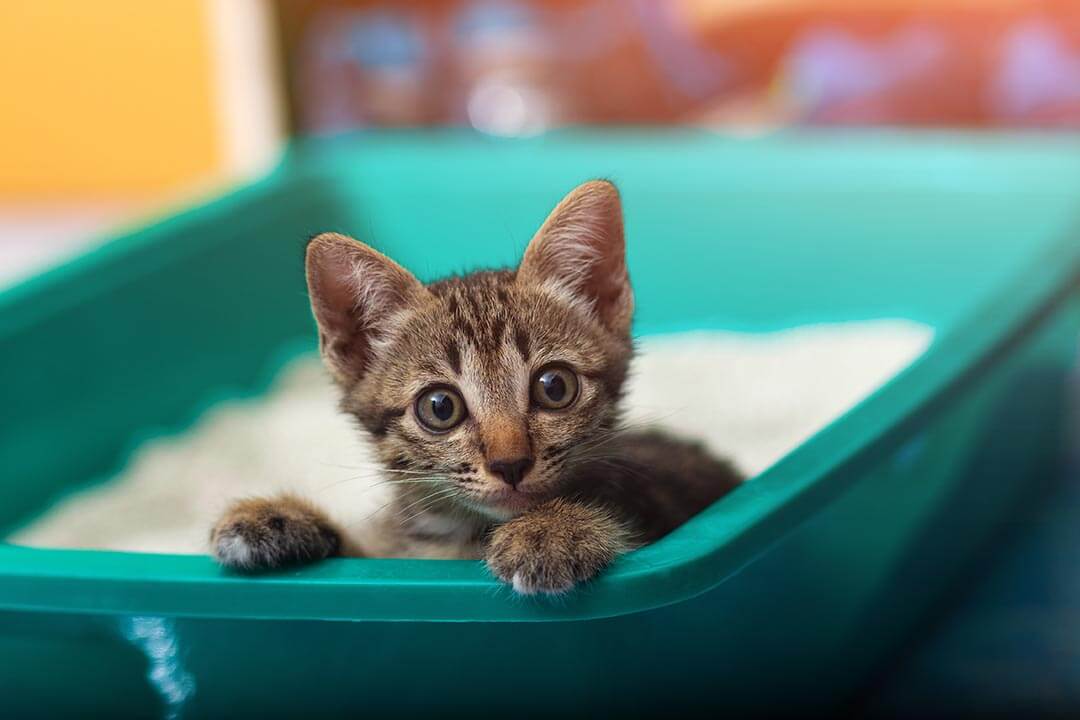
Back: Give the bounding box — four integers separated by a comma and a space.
214, 533, 254, 569
509, 571, 573, 596
510, 572, 531, 594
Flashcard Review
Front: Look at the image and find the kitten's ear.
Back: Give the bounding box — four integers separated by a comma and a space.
306, 232, 427, 384
517, 180, 633, 336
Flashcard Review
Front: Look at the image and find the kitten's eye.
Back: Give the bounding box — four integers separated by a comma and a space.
532, 365, 579, 410
415, 387, 467, 432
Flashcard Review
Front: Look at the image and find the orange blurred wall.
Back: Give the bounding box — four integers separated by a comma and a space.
0, 1, 281, 198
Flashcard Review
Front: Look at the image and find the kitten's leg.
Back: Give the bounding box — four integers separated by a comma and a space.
210, 493, 346, 571
485, 498, 629, 595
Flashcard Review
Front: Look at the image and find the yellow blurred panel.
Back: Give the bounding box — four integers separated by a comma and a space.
0, 2, 220, 196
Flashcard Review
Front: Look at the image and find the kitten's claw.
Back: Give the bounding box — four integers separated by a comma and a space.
210, 494, 341, 571
485, 499, 627, 595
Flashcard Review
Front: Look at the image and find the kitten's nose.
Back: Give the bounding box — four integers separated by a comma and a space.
487, 457, 534, 488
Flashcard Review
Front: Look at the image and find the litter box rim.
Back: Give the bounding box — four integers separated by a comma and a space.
1, 130, 1078, 623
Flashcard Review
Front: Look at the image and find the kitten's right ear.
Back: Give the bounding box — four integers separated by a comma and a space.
305, 232, 427, 384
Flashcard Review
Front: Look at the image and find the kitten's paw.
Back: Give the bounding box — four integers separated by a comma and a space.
485, 499, 627, 595
210, 494, 341, 571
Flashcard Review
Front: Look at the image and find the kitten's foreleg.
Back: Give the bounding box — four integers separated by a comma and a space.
485, 498, 630, 595
210, 493, 346, 571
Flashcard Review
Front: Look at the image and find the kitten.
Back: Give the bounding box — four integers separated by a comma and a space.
210, 180, 742, 594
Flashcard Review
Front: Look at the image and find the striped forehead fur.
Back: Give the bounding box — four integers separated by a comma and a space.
343, 266, 630, 456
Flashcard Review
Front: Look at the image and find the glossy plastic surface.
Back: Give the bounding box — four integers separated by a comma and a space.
1, 131, 1078, 715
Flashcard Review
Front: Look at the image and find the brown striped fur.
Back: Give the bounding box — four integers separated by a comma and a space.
211, 180, 742, 593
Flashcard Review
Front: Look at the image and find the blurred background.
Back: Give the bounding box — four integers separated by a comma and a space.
2, 1, 1079, 714
5, 0, 1080, 286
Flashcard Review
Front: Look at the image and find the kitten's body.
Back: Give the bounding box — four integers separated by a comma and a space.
212, 181, 742, 594
355, 429, 740, 562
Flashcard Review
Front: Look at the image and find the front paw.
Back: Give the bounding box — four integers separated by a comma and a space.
210, 494, 341, 571
485, 499, 627, 595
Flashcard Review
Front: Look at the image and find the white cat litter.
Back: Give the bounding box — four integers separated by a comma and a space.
9, 321, 932, 554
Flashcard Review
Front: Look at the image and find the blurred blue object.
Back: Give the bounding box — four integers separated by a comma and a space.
347, 10, 423, 69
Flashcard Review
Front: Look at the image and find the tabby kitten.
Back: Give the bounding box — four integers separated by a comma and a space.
211, 180, 742, 594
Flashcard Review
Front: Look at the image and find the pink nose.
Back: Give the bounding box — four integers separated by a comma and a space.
486, 457, 534, 488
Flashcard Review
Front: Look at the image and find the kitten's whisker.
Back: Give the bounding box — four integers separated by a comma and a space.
583, 457, 653, 483
393, 486, 458, 518
394, 487, 461, 527
317, 462, 440, 479
397, 490, 464, 528
316, 461, 434, 476
354, 496, 400, 525
318, 475, 445, 493
620, 407, 685, 424
316, 470, 389, 485
566, 416, 672, 457
567, 431, 627, 456
352, 484, 450, 526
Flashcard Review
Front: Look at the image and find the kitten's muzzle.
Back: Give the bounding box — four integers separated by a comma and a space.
486, 457, 534, 488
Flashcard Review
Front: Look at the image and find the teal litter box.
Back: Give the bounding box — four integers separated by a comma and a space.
1, 131, 1079, 717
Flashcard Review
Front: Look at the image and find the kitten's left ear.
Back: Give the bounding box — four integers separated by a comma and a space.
517, 180, 633, 336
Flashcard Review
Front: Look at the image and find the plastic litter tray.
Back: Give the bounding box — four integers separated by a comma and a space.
2, 131, 1078, 717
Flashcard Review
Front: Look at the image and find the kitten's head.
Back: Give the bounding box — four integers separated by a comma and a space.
306, 180, 633, 520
